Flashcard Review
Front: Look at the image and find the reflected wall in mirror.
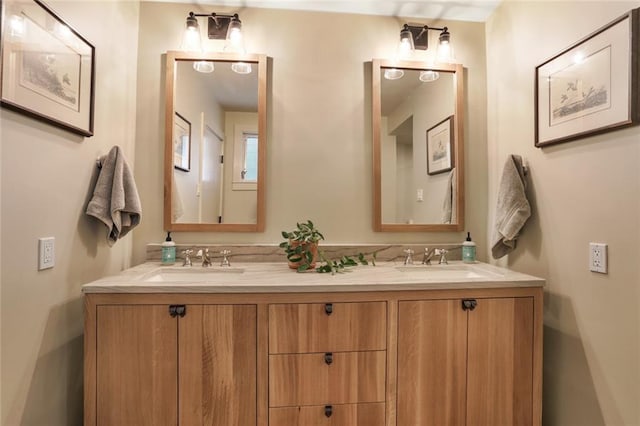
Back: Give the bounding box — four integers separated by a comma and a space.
372, 59, 464, 232
164, 51, 267, 232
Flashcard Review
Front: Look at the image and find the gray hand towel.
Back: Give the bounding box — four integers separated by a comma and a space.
442, 167, 457, 224
491, 155, 530, 259
86, 146, 142, 246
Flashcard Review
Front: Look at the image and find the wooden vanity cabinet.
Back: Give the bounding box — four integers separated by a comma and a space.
85, 297, 257, 426
397, 296, 536, 426
85, 286, 542, 426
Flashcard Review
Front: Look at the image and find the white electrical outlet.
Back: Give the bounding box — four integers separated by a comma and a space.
589, 242, 607, 274
38, 237, 55, 270
416, 189, 424, 202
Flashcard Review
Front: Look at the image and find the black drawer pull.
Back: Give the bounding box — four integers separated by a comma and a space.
169, 305, 187, 317
324, 352, 333, 365
324, 303, 333, 315
461, 299, 477, 311
324, 405, 333, 418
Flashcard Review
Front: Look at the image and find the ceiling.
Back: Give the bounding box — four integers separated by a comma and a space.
155, 0, 501, 22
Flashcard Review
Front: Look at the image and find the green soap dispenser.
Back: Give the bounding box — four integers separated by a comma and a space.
462, 232, 476, 263
161, 232, 176, 264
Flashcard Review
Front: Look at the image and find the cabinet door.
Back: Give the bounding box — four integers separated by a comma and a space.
179, 305, 257, 426
397, 300, 467, 426
467, 297, 534, 426
96, 305, 178, 426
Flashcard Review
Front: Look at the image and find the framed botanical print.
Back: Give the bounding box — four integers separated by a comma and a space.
426, 115, 454, 175
535, 8, 639, 147
0, 0, 95, 136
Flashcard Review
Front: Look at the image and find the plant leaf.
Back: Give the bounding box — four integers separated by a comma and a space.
298, 263, 310, 272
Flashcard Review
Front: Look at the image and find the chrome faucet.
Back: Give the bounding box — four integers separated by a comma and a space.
422, 248, 436, 265
220, 249, 231, 267
435, 248, 449, 265
182, 249, 193, 267
197, 248, 212, 267
403, 249, 414, 265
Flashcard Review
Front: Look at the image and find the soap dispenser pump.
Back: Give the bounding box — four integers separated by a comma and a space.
161, 232, 176, 265
462, 232, 476, 263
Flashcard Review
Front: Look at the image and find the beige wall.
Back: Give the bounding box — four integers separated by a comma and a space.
486, 1, 640, 425
133, 2, 489, 264
0, 1, 140, 424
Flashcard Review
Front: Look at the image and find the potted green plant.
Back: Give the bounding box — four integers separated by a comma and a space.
280, 220, 324, 271
280, 220, 375, 273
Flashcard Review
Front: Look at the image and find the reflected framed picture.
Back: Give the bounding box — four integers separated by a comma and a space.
535, 8, 639, 147
0, 0, 95, 136
173, 112, 191, 172
426, 115, 454, 175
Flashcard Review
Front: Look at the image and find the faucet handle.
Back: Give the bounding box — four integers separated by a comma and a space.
220, 249, 231, 267
181, 249, 193, 267
435, 248, 449, 265
403, 248, 414, 265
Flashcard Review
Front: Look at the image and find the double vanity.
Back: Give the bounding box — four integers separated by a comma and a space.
83, 255, 543, 426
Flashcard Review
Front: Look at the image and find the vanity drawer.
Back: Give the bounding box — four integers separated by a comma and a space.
269, 402, 385, 426
268, 302, 386, 353
269, 351, 386, 407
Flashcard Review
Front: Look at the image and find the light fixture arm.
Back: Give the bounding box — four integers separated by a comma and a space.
402, 23, 450, 51
185, 11, 241, 40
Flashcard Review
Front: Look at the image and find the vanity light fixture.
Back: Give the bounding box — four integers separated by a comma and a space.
180, 11, 250, 74
384, 23, 453, 81
398, 23, 452, 54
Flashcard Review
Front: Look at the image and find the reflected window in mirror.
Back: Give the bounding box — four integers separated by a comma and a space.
372, 59, 464, 232
165, 51, 267, 232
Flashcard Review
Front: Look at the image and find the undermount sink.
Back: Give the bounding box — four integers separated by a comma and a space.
395, 264, 501, 280
143, 267, 245, 283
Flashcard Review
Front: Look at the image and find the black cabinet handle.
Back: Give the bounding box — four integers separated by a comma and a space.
324, 352, 333, 365
169, 305, 187, 317
324, 303, 333, 315
324, 405, 333, 418
461, 299, 477, 311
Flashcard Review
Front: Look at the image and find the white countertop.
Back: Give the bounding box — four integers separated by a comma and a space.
82, 261, 545, 294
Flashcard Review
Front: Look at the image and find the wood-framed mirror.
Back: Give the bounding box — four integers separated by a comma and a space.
164, 51, 267, 232
372, 59, 464, 232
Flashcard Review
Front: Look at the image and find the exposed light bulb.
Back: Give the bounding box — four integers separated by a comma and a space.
436, 42, 453, 63
181, 14, 202, 52
224, 16, 244, 53
397, 27, 414, 60
231, 62, 252, 74
419, 70, 440, 82
436, 28, 454, 62
193, 61, 214, 73
384, 68, 404, 80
